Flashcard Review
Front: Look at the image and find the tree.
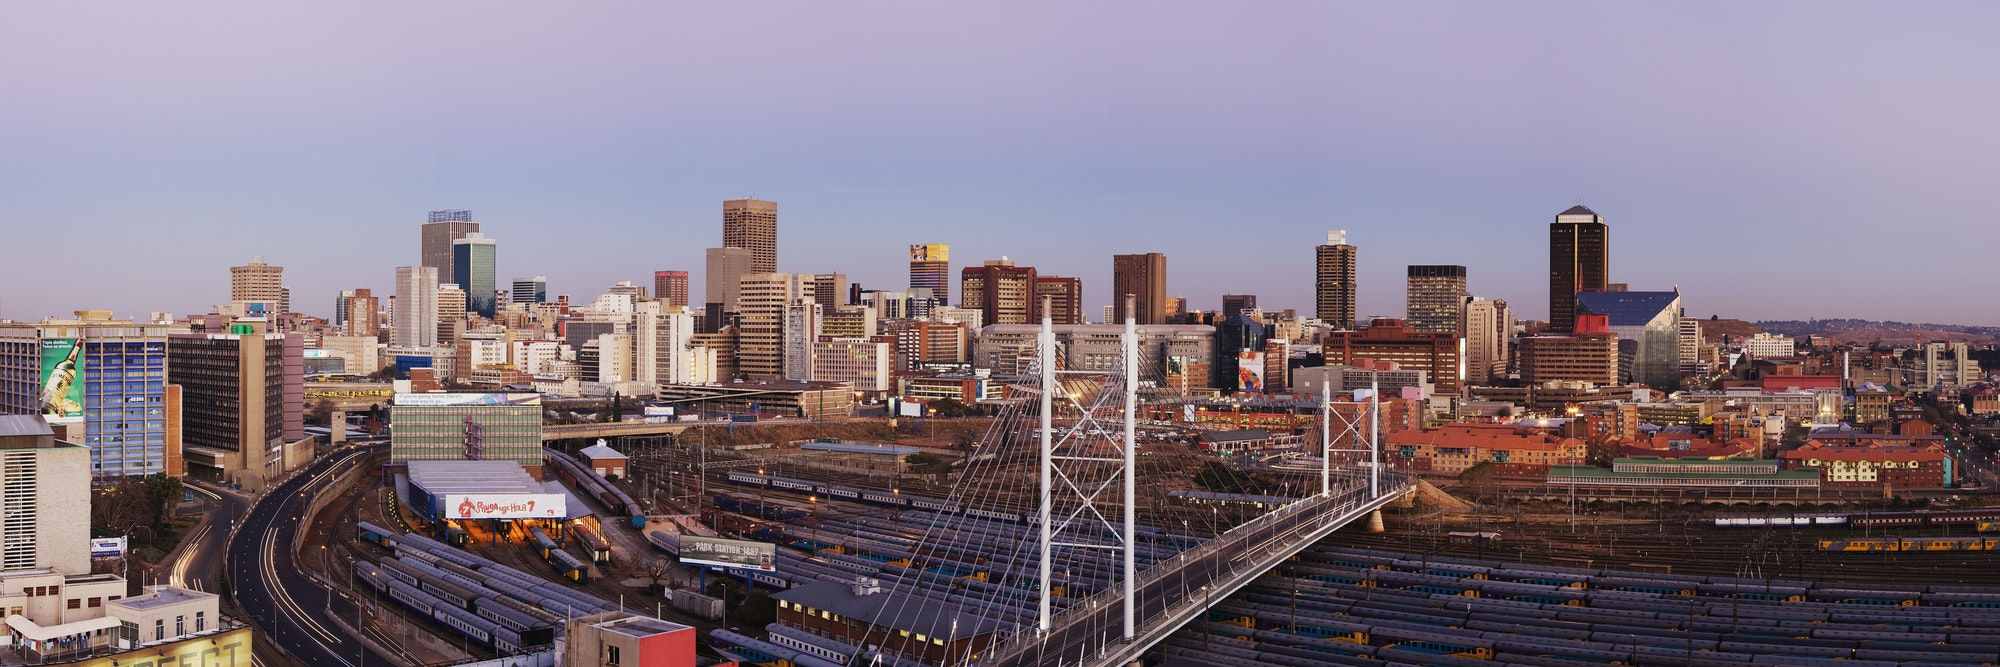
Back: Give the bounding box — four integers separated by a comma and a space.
1195, 460, 1245, 492
929, 398, 974, 418
645, 558, 675, 594
306, 397, 337, 426
369, 365, 397, 381
1458, 461, 1501, 506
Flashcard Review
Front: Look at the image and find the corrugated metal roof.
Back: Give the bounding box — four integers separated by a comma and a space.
578, 443, 626, 460
407, 460, 544, 495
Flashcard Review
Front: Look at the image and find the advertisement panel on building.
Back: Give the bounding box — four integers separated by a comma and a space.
396, 392, 542, 407
39, 338, 84, 418
1236, 351, 1266, 393
898, 400, 925, 418
681, 536, 777, 572
909, 244, 949, 262
90, 537, 127, 558
445, 494, 566, 519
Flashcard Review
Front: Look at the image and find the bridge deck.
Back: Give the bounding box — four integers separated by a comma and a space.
978, 476, 1414, 667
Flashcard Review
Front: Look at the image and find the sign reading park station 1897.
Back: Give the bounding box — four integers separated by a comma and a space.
681, 535, 778, 572
444, 494, 566, 519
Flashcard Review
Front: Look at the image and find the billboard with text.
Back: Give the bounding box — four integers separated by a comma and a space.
681, 535, 777, 572
445, 494, 566, 520
39, 338, 83, 418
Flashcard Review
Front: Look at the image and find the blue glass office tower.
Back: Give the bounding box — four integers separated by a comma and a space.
452, 233, 498, 318
0, 314, 172, 481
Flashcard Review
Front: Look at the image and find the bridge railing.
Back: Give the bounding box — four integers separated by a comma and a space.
976, 473, 1412, 666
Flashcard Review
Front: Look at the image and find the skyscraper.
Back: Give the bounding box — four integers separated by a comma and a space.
0, 312, 176, 480
1034, 276, 1084, 325
1549, 205, 1609, 333
230, 256, 285, 314
510, 276, 547, 305
1461, 297, 1513, 384
1405, 265, 1468, 333
420, 209, 480, 278
909, 244, 950, 304
653, 271, 689, 309
723, 198, 778, 274
961, 259, 1037, 325
346, 288, 380, 336
737, 273, 815, 380
393, 266, 439, 348
436, 285, 466, 344
812, 273, 848, 311
334, 290, 353, 329
168, 318, 302, 490
452, 232, 498, 318
705, 247, 755, 312
1111, 253, 1167, 324
1221, 294, 1258, 320
1316, 230, 1357, 328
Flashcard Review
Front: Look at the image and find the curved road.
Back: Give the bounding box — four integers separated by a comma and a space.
229, 443, 396, 667
165, 482, 246, 593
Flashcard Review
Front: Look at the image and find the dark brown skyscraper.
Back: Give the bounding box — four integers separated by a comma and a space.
1549, 205, 1609, 333
420, 209, 479, 279
961, 259, 1037, 325
1111, 253, 1166, 324
653, 271, 689, 309
1034, 276, 1084, 325
723, 198, 778, 274
1316, 230, 1357, 328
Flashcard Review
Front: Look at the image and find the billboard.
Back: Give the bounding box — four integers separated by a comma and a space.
909, 244, 949, 262
39, 338, 83, 418
681, 535, 777, 572
90, 537, 126, 558
1236, 351, 1266, 393
445, 494, 566, 520
396, 392, 542, 407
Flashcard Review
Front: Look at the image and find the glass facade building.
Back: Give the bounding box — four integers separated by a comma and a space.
1575, 290, 1684, 389
0, 318, 171, 481
452, 233, 498, 318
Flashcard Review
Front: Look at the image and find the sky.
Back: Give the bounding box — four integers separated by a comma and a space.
3, 2, 1998, 326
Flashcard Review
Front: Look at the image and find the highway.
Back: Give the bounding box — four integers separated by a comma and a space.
229, 443, 396, 667
165, 482, 246, 593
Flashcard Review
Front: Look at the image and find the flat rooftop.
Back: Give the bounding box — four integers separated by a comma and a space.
111, 585, 215, 611
800, 442, 919, 456
596, 615, 693, 638
407, 460, 544, 495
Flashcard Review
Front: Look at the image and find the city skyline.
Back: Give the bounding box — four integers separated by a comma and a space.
5, 3, 2000, 325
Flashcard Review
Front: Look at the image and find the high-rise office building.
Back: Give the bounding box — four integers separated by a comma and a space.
1111, 253, 1167, 325
393, 266, 439, 349
510, 276, 547, 305
653, 271, 689, 309
1575, 290, 1681, 388
345, 288, 380, 337
723, 199, 778, 274
1222, 294, 1258, 320
0, 312, 176, 480
334, 290, 353, 329
961, 259, 1038, 326
1406, 265, 1468, 333
230, 256, 285, 314
634, 302, 696, 387
168, 318, 302, 490
1461, 297, 1513, 384
1034, 276, 1084, 325
1323, 318, 1465, 395
1549, 205, 1609, 333
738, 273, 815, 380
812, 273, 848, 311
420, 209, 480, 279
909, 244, 951, 305
451, 233, 498, 318
435, 285, 466, 345
705, 247, 755, 314
1316, 231, 1357, 328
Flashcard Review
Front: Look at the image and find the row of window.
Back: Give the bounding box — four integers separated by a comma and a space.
779, 600, 949, 647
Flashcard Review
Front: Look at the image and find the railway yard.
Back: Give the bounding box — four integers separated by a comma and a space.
277, 420, 2000, 666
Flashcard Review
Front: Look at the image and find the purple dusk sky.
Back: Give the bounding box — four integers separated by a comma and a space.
2, 3, 1997, 325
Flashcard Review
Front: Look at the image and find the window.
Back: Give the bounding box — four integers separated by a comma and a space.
176, 615, 184, 637
88, 597, 100, 608
606, 645, 621, 665
67, 599, 80, 609
155, 619, 164, 641
196, 611, 204, 633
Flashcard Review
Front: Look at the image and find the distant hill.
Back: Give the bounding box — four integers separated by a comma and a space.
1756, 319, 2000, 346
1699, 318, 1760, 344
